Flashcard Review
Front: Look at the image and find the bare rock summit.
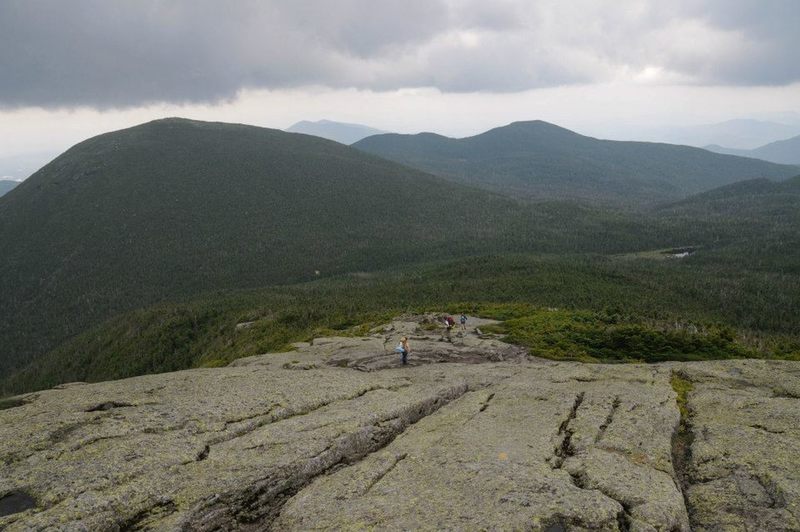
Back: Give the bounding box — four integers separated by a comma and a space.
1, 317, 798, 530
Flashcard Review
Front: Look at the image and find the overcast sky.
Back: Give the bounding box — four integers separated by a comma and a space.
2, 0, 799, 176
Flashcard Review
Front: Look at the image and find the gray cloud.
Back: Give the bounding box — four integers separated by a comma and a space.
0, 0, 798, 109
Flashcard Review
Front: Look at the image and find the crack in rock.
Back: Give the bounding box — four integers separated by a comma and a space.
362, 452, 408, 494
178, 383, 470, 531
68, 434, 125, 452
85, 401, 133, 412
595, 395, 621, 444
748, 423, 785, 435
552, 392, 585, 469
479, 392, 495, 412
205, 384, 391, 449
119, 499, 177, 531
195, 445, 210, 462
670, 371, 696, 530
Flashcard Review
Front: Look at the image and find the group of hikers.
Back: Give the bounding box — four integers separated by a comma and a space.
395, 313, 468, 365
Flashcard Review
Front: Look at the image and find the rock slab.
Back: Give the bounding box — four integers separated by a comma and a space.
1, 319, 798, 530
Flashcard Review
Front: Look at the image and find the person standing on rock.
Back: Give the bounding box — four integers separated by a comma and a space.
443, 315, 455, 342
459, 313, 468, 332
397, 336, 410, 365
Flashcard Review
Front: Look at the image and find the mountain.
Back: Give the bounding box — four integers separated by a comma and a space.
659, 175, 800, 217
354, 121, 799, 206
656, 175, 800, 275
0, 117, 667, 385
286, 119, 388, 144
0, 117, 504, 378
644, 119, 800, 150
705, 135, 800, 165
0, 180, 19, 197
753, 135, 800, 165
0, 151, 57, 181
702, 144, 750, 157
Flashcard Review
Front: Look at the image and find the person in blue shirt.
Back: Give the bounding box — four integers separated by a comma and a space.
397, 336, 410, 365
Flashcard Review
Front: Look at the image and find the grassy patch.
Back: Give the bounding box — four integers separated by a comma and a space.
484, 308, 758, 363
670, 372, 695, 426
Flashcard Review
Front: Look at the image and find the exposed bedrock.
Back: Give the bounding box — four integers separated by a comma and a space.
680, 360, 800, 531
1, 319, 798, 530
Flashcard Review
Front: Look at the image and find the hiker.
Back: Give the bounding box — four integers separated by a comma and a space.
396, 336, 410, 365
443, 315, 455, 342
460, 313, 468, 331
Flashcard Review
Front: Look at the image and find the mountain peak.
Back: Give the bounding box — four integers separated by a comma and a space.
0, 118, 534, 385
508, 119, 563, 128
477, 120, 584, 141
354, 119, 798, 205
141, 117, 260, 131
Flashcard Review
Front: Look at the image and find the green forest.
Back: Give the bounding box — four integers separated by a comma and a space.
0, 118, 798, 397
354, 121, 798, 206
4, 249, 799, 396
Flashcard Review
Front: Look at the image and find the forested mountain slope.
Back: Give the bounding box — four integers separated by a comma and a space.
652, 175, 800, 285
354, 121, 798, 206
0, 118, 668, 381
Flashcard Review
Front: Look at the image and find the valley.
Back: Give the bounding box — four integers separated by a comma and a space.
1, 118, 798, 396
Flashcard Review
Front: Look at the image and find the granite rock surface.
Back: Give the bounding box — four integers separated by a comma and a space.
1, 316, 798, 530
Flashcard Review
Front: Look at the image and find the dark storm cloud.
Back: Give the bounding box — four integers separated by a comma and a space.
0, 0, 798, 109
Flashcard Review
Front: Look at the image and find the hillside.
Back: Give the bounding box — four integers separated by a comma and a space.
657, 176, 800, 229
0, 179, 19, 197
654, 176, 800, 278
286, 119, 388, 144
6, 246, 800, 396
0, 118, 672, 383
706, 135, 800, 165
354, 121, 798, 206
661, 175, 800, 208
0, 118, 510, 379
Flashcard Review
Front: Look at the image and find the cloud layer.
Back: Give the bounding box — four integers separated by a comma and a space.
1, 0, 798, 108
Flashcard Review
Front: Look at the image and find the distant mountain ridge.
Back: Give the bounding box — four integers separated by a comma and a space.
286, 119, 388, 144
354, 120, 799, 206
644, 119, 800, 150
0, 180, 19, 197
705, 135, 800, 165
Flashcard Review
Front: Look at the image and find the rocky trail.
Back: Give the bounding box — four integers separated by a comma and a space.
1, 316, 798, 530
